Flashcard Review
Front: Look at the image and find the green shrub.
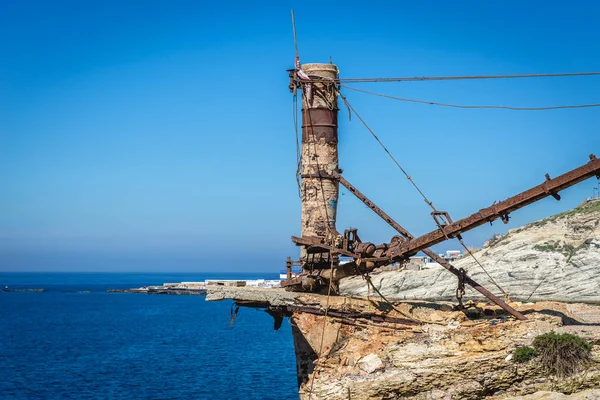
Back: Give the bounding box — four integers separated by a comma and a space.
513, 346, 537, 363
533, 243, 558, 252
532, 332, 593, 377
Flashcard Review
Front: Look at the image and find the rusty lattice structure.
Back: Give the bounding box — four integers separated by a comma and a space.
284, 62, 600, 320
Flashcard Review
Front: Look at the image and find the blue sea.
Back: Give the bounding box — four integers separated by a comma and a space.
0, 272, 298, 399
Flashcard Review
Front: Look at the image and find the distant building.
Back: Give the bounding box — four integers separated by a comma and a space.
445, 250, 461, 259
408, 250, 463, 271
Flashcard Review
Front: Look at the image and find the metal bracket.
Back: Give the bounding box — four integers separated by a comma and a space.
287, 69, 299, 95
543, 173, 561, 201
591, 154, 600, 179
432, 211, 453, 239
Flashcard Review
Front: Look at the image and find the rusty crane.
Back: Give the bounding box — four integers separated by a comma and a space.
282, 62, 600, 321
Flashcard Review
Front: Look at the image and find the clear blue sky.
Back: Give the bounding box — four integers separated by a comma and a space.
1, 1, 599, 272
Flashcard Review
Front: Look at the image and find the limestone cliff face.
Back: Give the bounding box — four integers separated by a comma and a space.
294, 302, 600, 400
297, 200, 600, 399
208, 200, 600, 399
339, 199, 600, 303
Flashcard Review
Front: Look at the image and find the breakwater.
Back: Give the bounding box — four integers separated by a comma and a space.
108, 278, 281, 295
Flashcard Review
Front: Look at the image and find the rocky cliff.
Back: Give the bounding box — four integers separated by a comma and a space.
296, 199, 600, 399
295, 301, 600, 400
340, 199, 600, 303
207, 200, 600, 399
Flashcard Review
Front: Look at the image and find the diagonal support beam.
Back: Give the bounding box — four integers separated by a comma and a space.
391, 155, 600, 258
338, 175, 413, 239
338, 175, 527, 321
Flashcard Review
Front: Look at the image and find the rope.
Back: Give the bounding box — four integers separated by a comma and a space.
307, 252, 335, 399
293, 94, 302, 198
337, 91, 437, 211
304, 89, 333, 231
358, 268, 447, 325
306, 87, 336, 399
360, 271, 418, 321
457, 239, 510, 301
291, 10, 303, 199
341, 85, 600, 111
304, 84, 338, 400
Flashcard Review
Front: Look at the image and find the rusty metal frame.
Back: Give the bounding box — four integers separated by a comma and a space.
337, 175, 527, 320
286, 65, 600, 322
284, 155, 600, 320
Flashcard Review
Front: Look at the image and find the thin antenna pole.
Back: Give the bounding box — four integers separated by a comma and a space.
291, 10, 299, 57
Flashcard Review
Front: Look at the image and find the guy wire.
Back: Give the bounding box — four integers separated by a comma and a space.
341, 85, 600, 111
338, 89, 511, 298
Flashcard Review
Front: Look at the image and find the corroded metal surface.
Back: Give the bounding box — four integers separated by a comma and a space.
290, 155, 600, 270
338, 175, 412, 239
338, 175, 527, 320
285, 60, 600, 323
385, 154, 600, 259
300, 64, 339, 240
301, 109, 338, 144
284, 154, 600, 320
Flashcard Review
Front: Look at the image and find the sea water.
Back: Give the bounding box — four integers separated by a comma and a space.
0, 273, 298, 399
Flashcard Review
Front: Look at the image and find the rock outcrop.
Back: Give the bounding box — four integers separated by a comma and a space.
207, 200, 600, 399
296, 301, 600, 400
340, 199, 600, 303
297, 200, 600, 399
207, 285, 600, 400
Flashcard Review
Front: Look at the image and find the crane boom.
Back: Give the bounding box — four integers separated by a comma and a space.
384, 154, 600, 259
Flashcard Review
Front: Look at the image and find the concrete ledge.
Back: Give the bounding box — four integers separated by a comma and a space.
205, 286, 300, 306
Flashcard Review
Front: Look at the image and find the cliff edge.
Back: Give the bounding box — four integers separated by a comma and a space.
298, 199, 600, 399
207, 200, 600, 399
295, 301, 600, 399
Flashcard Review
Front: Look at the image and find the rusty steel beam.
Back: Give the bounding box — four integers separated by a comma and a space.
420, 249, 526, 320
291, 235, 356, 257
338, 176, 414, 239
286, 305, 421, 326
281, 275, 303, 288
339, 176, 527, 320
388, 155, 600, 259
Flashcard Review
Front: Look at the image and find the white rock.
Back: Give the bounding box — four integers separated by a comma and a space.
447, 320, 460, 329
357, 353, 384, 374
340, 200, 600, 303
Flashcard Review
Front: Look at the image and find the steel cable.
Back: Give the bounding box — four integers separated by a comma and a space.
301, 71, 600, 83
341, 84, 600, 111
338, 90, 511, 299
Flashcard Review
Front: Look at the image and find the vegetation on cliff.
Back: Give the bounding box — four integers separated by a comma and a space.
513, 332, 594, 378
513, 345, 537, 363
528, 198, 600, 228
533, 332, 593, 378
